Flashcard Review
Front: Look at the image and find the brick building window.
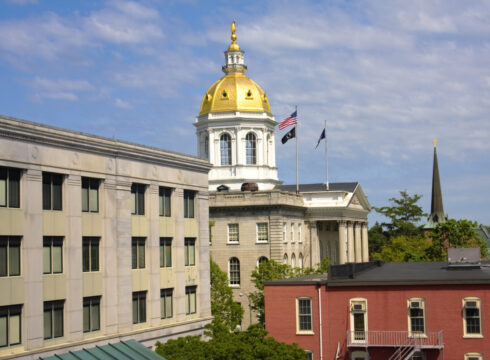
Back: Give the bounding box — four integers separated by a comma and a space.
350, 298, 367, 342
408, 298, 425, 335
296, 297, 313, 333
463, 298, 481, 337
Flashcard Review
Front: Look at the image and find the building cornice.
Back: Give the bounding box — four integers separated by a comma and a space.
0, 115, 212, 174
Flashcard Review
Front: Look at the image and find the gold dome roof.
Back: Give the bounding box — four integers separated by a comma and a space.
199, 73, 271, 116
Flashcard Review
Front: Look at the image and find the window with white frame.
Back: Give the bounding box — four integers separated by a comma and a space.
283, 223, 287, 242
245, 132, 256, 165
229, 257, 240, 286
298, 223, 302, 243
350, 298, 367, 342
305, 351, 313, 360
0, 305, 21, 347
463, 298, 482, 337
465, 353, 483, 360
296, 297, 313, 333
220, 133, 232, 165
228, 224, 239, 243
291, 223, 295, 243
408, 298, 425, 335
256, 223, 268, 242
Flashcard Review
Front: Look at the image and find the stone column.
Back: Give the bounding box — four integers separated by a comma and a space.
65, 174, 83, 340
309, 222, 320, 268
338, 221, 347, 264
354, 222, 362, 263
362, 222, 369, 262
23, 169, 44, 350
347, 222, 355, 263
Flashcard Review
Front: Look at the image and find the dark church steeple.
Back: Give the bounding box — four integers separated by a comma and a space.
426, 139, 446, 228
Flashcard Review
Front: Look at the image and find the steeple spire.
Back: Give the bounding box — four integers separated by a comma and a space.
429, 139, 445, 224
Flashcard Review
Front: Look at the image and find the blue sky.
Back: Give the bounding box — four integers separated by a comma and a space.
0, 0, 489, 226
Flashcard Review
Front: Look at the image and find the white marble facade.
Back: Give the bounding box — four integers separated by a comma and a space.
0, 115, 212, 359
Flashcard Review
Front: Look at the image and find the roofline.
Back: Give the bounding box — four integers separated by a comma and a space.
0, 114, 213, 174
265, 278, 490, 287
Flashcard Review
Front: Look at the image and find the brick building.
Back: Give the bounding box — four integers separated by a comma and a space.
265, 257, 490, 360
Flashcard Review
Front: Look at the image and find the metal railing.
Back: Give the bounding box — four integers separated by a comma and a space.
346, 330, 443, 348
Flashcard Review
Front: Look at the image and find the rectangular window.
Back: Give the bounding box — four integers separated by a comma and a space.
0, 305, 21, 347
185, 286, 197, 315
297, 298, 312, 332
0, 167, 20, 208
132, 291, 146, 324
183, 190, 195, 218
184, 238, 195, 266
257, 223, 268, 242
291, 223, 295, 243
131, 237, 145, 269
298, 224, 302, 243
408, 299, 425, 335
465, 354, 483, 360
228, 224, 239, 243
283, 223, 287, 243
83, 297, 100, 333
81, 177, 99, 213
160, 238, 172, 268
463, 298, 482, 336
351, 299, 367, 341
159, 187, 172, 217
160, 289, 173, 319
42, 173, 63, 211
0, 236, 21, 277
43, 237, 63, 274
44, 301, 64, 339
82, 237, 99, 272
131, 183, 145, 215
305, 352, 313, 360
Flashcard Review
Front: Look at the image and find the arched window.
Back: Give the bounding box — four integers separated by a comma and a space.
220, 133, 232, 165
291, 253, 296, 268
266, 134, 270, 165
257, 256, 268, 267
283, 253, 288, 265
245, 132, 256, 165
298, 253, 303, 269
229, 257, 240, 286
204, 136, 209, 159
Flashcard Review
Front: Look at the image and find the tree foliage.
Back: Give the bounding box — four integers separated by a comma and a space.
427, 219, 487, 260
371, 235, 432, 262
210, 258, 243, 331
249, 258, 330, 325
155, 323, 306, 360
368, 221, 389, 255
373, 191, 426, 237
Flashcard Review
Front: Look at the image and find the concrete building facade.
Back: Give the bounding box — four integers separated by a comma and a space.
0, 115, 212, 359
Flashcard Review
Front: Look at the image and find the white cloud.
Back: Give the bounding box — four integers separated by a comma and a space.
115, 98, 132, 109
30, 76, 93, 102
5, 0, 38, 5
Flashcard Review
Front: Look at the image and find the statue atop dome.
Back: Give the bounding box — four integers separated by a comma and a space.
228, 20, 240, 51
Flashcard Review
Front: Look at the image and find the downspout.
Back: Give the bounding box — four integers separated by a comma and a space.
318, 284, 323, 360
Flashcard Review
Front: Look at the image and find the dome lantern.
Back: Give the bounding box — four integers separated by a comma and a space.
222, 21, 247, 75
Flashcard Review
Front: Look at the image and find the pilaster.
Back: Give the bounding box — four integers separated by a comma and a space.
309, 222, 320, 267
338, 221, 347, 265
347, 221, 354, 263
354, 222, 362, 263
362, 222, 369, 262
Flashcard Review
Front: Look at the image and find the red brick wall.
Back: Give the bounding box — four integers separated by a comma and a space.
265, 283, 490, 360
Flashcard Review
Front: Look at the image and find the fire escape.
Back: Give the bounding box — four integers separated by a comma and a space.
346, 330, 444, 360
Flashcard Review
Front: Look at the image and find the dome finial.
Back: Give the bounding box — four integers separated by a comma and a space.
228, 20, 240, 51
433, 138, 437, 148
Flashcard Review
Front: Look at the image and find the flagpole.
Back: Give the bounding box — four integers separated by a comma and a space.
295, 105, 299, 194
325, 119, 329, 190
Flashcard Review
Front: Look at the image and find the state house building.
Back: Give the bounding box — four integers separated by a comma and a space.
195, 22, 371, 328
0, 115, 212, 359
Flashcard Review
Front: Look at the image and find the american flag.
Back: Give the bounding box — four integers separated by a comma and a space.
278, 110, 297, 130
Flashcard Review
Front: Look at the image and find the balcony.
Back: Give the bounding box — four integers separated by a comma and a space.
346, 330, 444, 349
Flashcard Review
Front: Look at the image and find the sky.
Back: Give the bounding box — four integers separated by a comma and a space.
0, 0, 489, 227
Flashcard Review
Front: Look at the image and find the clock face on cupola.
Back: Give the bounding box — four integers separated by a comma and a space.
194, 21, 280, 192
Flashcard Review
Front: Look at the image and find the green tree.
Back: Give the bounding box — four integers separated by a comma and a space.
427, 219, 488, 260
371, 235, 432, 262
210, 258, 243, 331
249, 258, 330, 325
374, 191, 426, 237
368, 221, 389, 254
155, 324, 306, 360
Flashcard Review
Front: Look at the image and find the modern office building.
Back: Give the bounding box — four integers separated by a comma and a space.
0, 115, 212, 359
194, 22, 371, 329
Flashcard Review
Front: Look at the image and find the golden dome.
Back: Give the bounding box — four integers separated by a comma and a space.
199, 72, 271, 116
